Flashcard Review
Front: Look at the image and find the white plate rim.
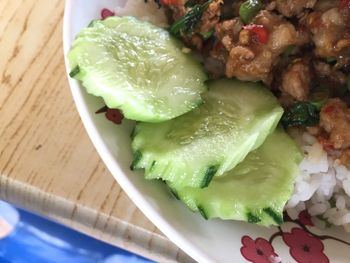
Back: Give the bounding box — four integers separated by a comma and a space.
62, 1, 209, 262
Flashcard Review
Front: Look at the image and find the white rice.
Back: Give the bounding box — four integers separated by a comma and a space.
286, 131, 350, 231
115, 0, 168, 28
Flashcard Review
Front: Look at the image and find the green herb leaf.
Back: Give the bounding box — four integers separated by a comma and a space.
69, 66, 80, 78
324, 57, 337, 64
239, 0, 263, 24
170, 0, 212, 35
282, 102, 320, 128
185, 0, 198, 8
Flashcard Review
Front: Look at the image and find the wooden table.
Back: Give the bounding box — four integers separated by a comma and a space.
0, 1, 193, 262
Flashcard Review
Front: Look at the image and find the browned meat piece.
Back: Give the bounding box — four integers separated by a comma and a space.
306, 8, 350, 58
278, 92, 297, 108
215, 18, 243, 50
313, 60, 332, 75
185, 34, 203, 50
313, 0, 339, 12
169, 0, 223, 50
265, 1, 277, 11
210, 18, 243, 61
295, 11, 313, 45
320, 99, 349, 132
225, 11, 297, 83
268, 22, 298, 53
339, 149, 350, 165
169, 0, 187, 20
320, 99, 350, 149
203, 56, 226, 79
199, 0, 223, 33
295, 28, 312, 46
226, 46, 273, 81
313, 61, 347, 84
275, 0, 317, 17
281, 58, 312, 100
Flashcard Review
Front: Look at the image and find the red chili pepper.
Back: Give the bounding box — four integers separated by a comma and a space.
298, 24, 307, 33
95, 106, 124, 125
323, 104, 335, 113
317, 136, 334, 151
160, 0, 178, 5
339, 0, 350, 9
243, 24, 268, 44
105, 108, 124, 125
101, 8, 115, 20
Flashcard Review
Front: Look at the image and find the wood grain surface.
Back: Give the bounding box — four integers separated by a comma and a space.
0, 1, 193, 262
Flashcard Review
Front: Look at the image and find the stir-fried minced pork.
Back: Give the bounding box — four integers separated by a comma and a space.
168, 0, 223, 49
169, 0, 187, 20
162, 0, 350, 158
225, 11, 297, 83
274, 0, 317, 17
200, 0, 223, 32
320, 99, 350, 149
313, 0, 339, 12
306, 7, 350, 58
314, 60, 348, 84
212, 18, 243, 59
281, 58, 312, 100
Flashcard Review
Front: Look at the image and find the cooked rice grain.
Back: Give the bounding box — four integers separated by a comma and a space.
287, 132, 350, 230
115, 1, 168, 28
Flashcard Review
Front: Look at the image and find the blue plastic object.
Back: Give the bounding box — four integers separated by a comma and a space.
0, 201, 154, 263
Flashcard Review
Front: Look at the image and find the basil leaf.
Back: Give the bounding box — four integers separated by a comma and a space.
170, 0, 212, 35
282, 102, 320, 128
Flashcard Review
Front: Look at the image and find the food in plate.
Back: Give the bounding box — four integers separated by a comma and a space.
68, 16, 207, 122
169, 128, 302, 226
67, 0, 350, 229
131, 79, 283, 189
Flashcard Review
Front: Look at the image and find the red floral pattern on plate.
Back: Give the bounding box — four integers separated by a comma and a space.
240, 236, 279, 263
283, 228, 329, 263
239, 210, 346, 262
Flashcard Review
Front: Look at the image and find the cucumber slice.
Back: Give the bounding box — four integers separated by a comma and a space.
68, 16, 207, 122
171, 129, 303, 226
131, 79, 284, 188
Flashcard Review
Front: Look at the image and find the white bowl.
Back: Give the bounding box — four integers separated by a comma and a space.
63, 1, 350, 262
